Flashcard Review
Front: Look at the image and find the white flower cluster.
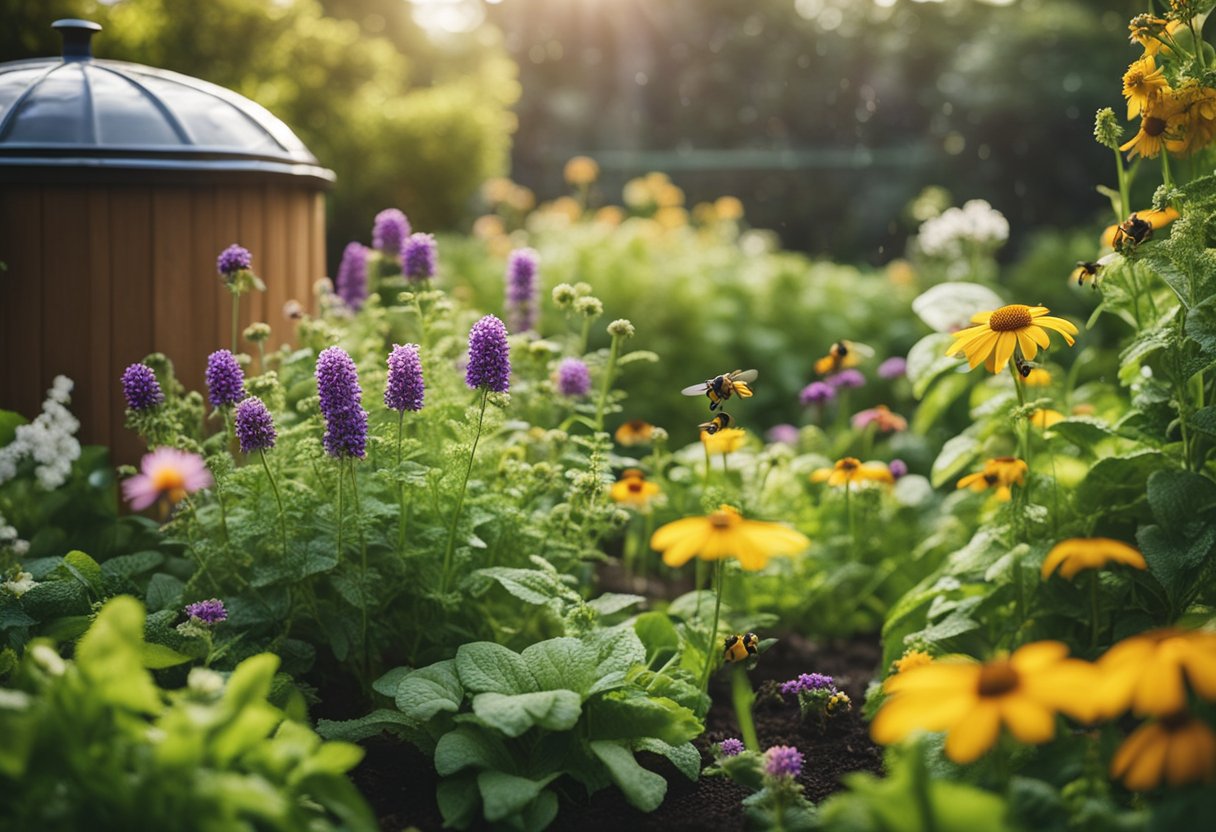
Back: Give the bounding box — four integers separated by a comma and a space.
916, 199, 1010, 260
0, 509, 30, 559
0, 376, 81, 490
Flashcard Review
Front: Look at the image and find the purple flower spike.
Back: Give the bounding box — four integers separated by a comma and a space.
386, 343, 425, 412
800, 381, 835, 406
121, 363, 164, 411
335, 242, 369, 310
372, 209, 411, 255
826, 369, 865, 389
403, 233, 438, 283
764, 745, 804, 778
217, 244, 252, 277
780, 672, 836, 696
505, 248, 539, 333
205, 350, 245, 408
889, 459, 908, 479
235, 397, 276, 454
878, 356, 907, 380
466, 315, 511, 393
185, 598, 227, 625
316, 346, 368, 459
555, 357, 591, 398
719, 738, 745, 757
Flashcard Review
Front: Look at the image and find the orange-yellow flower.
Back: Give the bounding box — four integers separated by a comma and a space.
610, 469, 661, 508
1096, 629, 1216, 718
956, 457, 1027, 502
614, 419, 655, 446
1165, 83, 1216, 157
650, 505, 809, 571
1121, 95, 1187, 160
1041, 537, 1147, 581
1030, 409, 1065, 429
1023, 367, 1052, 387
714, 195, 745, 221
1111, 711, 1216, 791
1123, 55, 1169, 119
1129, 15, 1182, 56
701, 427, 747, 455
946, 305, 1077, 373
811, 457, 894, 488
564, 155, 600, 186
891, 649, 934, 676
871, 641, 1097, 763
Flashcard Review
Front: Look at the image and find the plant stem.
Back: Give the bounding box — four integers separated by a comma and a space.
594, 332, 622, 432
396, 410, 407, 556
731, 664, 759, 751
441, 388, 489, 594
845, 482, 856, 559
260, 450, 288, 558
1113, 148, 1130, 223
336, 458, 344, 561
699, 559, 725, 693
703, 440, 712, 489
349, 459, 369, 677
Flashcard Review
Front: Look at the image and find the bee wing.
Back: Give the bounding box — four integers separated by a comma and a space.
731, 369, 759, 384
848, 342, 876, 359
681, 382, 709, 396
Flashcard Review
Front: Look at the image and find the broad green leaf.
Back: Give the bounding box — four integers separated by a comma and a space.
589, 740, 668, 812
474, 567, 568, 606
471, 690, 582, 737
587, 592, 645, 616
456, 642, 536, 695
931, 434, 981, 488
61, 551, 103, 597
633, 612, 680, 666
1048, 417, 1118, 450
223, 653, 280, 711
140, 641, 192, 669
906, 332, 964, 398
588, 626, 647, 677
521, 637, 596, 694
145, 573, 184, 612
1185, 291, 1216, 350
434, 725, 513, 776
436, 773, 480, 830
911, 283, 1004, 334
76, 596, 161, 714
912, 371, 970, 433
100, 550, 164, 580
1188, 406, 1216, 439
316, 709, 419, 742
634, 738, 700, 781
587, 689, 702, 746
1075, 450, 1163, 514
477, 770, 558, 823
520, 790, 559, 832
1146, 470, 1216, 529
395, 660, 463, 721
372, 666, 413, 699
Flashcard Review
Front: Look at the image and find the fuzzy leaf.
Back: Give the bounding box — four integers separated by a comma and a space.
61, 551, 103, 597
456, 642, 536, 695
1075, 450, 1163, 514
521, 637, 596, 694
477, 771, 559, 823
372, 666, 413, 699
587, 593, 645, 616
144, 573, 184, 612
589, 740, 667, 812
471, 690, 582, 737
76, 596, 161, 714
474, 567, 567, 607
634, 738, 700, 781
587, 689, 702, 746
316, 709, 418, 742
395, 660, 463, 721
434, 725, 513, 776
931, 434, 981, 488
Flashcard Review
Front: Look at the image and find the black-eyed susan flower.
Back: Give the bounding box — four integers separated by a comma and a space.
1030, 409, 1065, 429
947, 305, 1078, 372
891, 649, 934, 676
956, 457, 1028, 502
614, 419, 655, 446
1111, 710, 1216, 791
1128, 15, 1181, 56
1041, 537, 1147, 581
871, 641, 1097, 763
701, 427, 747, 455
1165, 83, 1216, 156
811, 457, 894, 488
1096, 629, 1216, 718
649, 504, 810, 571
610, 469, 661, 508
1123, 55, 1170, 119
1121, 96, 1187, 160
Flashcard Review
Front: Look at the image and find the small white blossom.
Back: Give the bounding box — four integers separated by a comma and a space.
0, 376, 81, 490
916, 199, 1009, 261
2, 571, 36, 598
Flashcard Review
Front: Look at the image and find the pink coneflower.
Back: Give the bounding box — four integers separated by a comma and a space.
851, 405, 907, 433
122, 448, 213, 510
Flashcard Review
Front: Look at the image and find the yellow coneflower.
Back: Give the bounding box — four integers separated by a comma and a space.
610, 469, 661, 508
1096, 628, 1216, 718
1123, 55, 1170, 119
811, 457, 894, 488
1122, 95, 1187, 160
946, 305, 1078, 373
1023, 367, 1052, 387
701, 427, 747, 455
649, 504, 810, 571
714, 195, 745, 221
871, 641, 1097, 763
1041, 537, 1147, 581
614, 419, 655, 446
1030, 409, 1065, 428
1100, 206, 1179, 249
1165, 83, 1216, 156
891, 649, 934, 676
956, 457, 1028, 502
1129, 15, 1182, 56
564, 156, 600, 186
1111, 711, 1216, 791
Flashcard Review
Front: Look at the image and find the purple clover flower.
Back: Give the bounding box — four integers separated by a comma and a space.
466, 315, 511, 393
385, 343, 425, 412
372, 209, 410, 255
315, 346, 369, 459
185, 598, 227, 625
889, 458, 908, 479
555, 357, 591, 397
234, 396, 276, 453
505, 248, 539, 333
335, 242, 368, 310
766, 424, 800, 445
216, 244, 252, 277
779, 673, 837, 696
121, 363, 164, 411
878, 356, 907, 380
764, 745, 804, 778
719, 738, 745, 757
800, 381, 835, 406
205, 350, 245, 408
826, 369, 865, 389
403, 233, 438, 283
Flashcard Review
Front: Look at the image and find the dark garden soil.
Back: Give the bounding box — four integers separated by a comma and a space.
343, 630, 884, 832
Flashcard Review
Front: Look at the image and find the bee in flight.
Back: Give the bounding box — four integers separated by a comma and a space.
698, 412, 734, 435
1014, 356, 1041, 378
682, 369, 758, 411
723, 632, 759, 663
814, 340, 874, 375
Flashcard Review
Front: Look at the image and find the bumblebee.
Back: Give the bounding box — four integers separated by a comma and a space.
681, 369, 758, 411
1111, 213, 1154, 251
1071, 260, 1102, 289
1014, 356, 1040, 378
814, 340, 874, 375
723, 632, 759, 663
698, 412, 734, 435
826, 691, 852, 717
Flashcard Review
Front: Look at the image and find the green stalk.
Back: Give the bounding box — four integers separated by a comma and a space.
594, 332, 622, 432
845, 482, 856, 559
336, 458, 344, 561
699, 558, 726, 693
396, 410, 407, 555
441, 389, 489, 594
731, 664, 759, 751
259, 450, 288, 558
349, 459, 368, 676
703, 440, 712, 489
1113, 147, 1130, 223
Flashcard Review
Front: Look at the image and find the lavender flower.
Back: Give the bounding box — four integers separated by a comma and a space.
335, 242, 368, 310
121, 363, 164, 411
878, 356, 907, 380
466, 315, 511, 393
764, 745, 804, 778
372, 208, 410, 255
799, 381, 835, 406
826, 369, 865, 389
780, 673, 836, 697
889, 458, 908, 479
316, 347, 368, 459
216, 244, 252, 277
205, 350, 245, 408
719, 738, 745, 757
505, 248, 539, 333
555, 358, 591, 397
185, 598, 227, 625
402, 233, 437, 283
766, 424, 800, 445
234, 397, 276, 453
385, 343, 425, 412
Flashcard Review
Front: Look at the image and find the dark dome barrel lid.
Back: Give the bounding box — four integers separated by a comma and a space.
0, 20, 335, 187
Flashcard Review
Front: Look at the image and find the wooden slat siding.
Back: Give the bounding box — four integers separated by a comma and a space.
310, 190, 325, 317
41, 190, 92, 416
152, 189, 195, 394
237, 186, 266, 344
109, 188, 154, 466
213, 189, 242, 351
190, 187, 218, 357
271, 188, 306, 354
87, 189, 113, 448
0, 188, 44, 419
262, 186, 286, 353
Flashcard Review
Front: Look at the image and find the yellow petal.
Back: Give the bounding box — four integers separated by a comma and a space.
944, 701, 1001, 764
1181, 649, 1216, 700
1016, 330, 1039, 360
993, 331, 1017, 372
870, 691, 973, 743
1000, 696, 1056, 745
1011, 641, 1070, 673
964, 331, 1000, 369
1041, 544, 1070, 580
1111, 723, 1157, 781
1123, 726, 1169, 790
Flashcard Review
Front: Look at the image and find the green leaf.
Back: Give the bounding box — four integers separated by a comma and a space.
372, 666, 413, 699
471, 690, 582, 737
633, 612, 680, 666
912, 371, 970, 433
250, 540, 339, 587
1075, 450, 1164, 514
634, 738, 700, 781
0, 410, 28, 447
145, 573, 184, 612
587, 593, 645, 616
436, 773, 480, 830
456, 642, 536, 695
931, 434, 981, 488
434, 725, 512, 776
477, 771, 559, 823
474, 567, 569, 607
588, 626, 647, 678
100, 550, 164, 580
587, 689, 703, 746
61, 550, 103, 597
1048, 417, 1119, 450
1189, 406, 1216, 439
906, 332, 963, 399
589, 740, 667, 812
316, 709, 419, 742
76, 596, 161, 714
521, 637, 596, 695
1186, 292, 1216, 352
395, 660, 464, 721
140, 641, 192, 669
223, 653, 280, 711
520, 790, 559, 832
1146, 469, 1216, 529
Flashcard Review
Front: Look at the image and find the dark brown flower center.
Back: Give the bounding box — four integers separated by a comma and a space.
627, 481, 644, 494
989, 305, 1034, 332
1144, 116, 1167, 137
709, 508, 739, 529
1160, 710, 1192, 732
977, 661, 1019, 697
839, 458, 860, 471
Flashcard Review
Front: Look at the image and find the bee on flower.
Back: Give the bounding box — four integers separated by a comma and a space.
956, 456, 1028, 502
701, 427, 747, 455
